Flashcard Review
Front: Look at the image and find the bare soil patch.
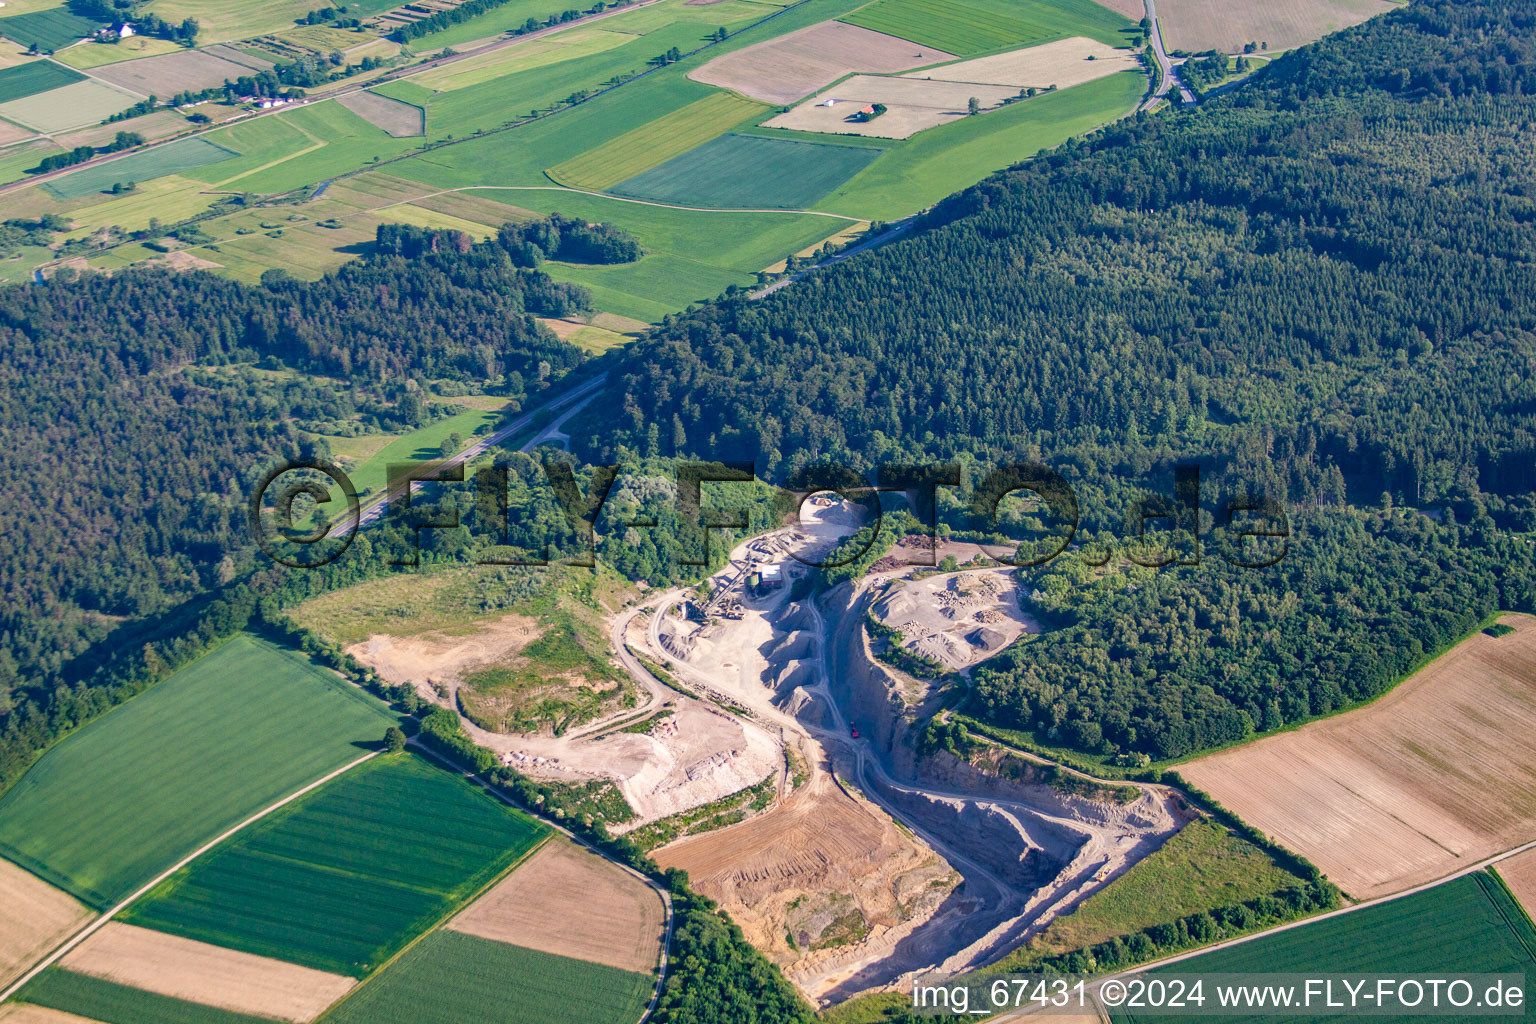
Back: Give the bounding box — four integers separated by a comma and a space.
904, 36, 1140, 90
654, 770, 955, 971
764, 74, 1016, 138
689, 21, 954, 105
336, 90, 425, 137
1156, 0, 1394, 53
0, 859, 92, 989
871, 568, 1038, 671
1496, 848, 1536, 922
60, 922, 354, 1023
449, 838, 663, 972
1181, 613, 1536, 900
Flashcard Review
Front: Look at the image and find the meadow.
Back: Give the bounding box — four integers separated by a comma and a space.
840, 0, 1134, 54
190, 102, 420, 194
120, 753, 549, 976
52, 36, 188, 68
610, 132, 882, 209
324, 930, 653, 1024
0, 635, 397, 909
995, 820, 1307, 969
816, 70, 1145, 220
135, 0, 329, 44
16, 969, 272, 1024
0, 58, 81, 102
320, 402, 507, 500
0, 78, 137, 132
547, 92, 766, 191
0, 7, 98, 52
44, 138, 240, 200
406, 0, 591, 50
1114, 873, 1536, 1024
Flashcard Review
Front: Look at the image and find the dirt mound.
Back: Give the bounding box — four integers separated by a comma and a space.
870, 569, 1039, 671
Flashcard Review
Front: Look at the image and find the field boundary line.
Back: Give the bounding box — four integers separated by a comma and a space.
0, 750, 382, 1004
994, 838, 1536, 1022
462, 184, 869, 220
405, 741, 674, 1024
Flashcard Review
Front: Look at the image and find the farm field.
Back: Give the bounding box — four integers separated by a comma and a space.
902, 35, 1143, 90
185, 102, 420, 194
448, 837, 665, 972
43, 138, 239, 200
816, 68, 1144, 220
323, 930, 653, 1024
89, 48, 273, 96
686, 21, 954, 105
318, 402, 507, 500
610, 133, 883, 208
0, 860, 91, 990
840, 0, 1134, 55
58, 922, 354, 1024
15, 969, 273, 1024
51, 36, 187, 68
0, 60, 81, 102
0, 1006, 109, 1024
0, 79, 138, 132
764, 76, 1020, 139
403, 0, 595, 50
1178, 613, 1536, 900
119, 753, 549, 976
997, 820, 1308, 968
51, 109, 192, 149
335, 91, 424, 137
407, 29, 632, 91
1497, 849, 1536, 922
137, 0, 327, 44
547, 92, 766, 190
1154, 0, 1396, 53
0, 8, 98, 52
0, 634, 397, 909
1113, 873, 1536, 1024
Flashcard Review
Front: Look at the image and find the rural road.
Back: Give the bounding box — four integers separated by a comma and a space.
0, 751, 382, 1005
751, 218, 916, 299
325, 371, 609, 538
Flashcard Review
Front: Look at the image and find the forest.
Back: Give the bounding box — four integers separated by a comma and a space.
564, 0, 1536, 759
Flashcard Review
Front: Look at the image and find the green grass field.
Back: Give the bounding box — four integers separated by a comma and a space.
120, 753, 550, 976
322, 403, 506, 500
999, 821, 1307, 968
137, 0, 333, 44
44, 137, 240, 199
0, 58, 81, 101
0, 7, 99, 51
0, 635, 397, 908
840, 0, 1133, 54
1115, 873, 1536, 1024
817, 70, 1145, 220
16, 969, 273, 1024
611, 133, 881, 209
325, 930, 653, 1024
547, 92, 766, 190
52, 35, 188, 68
189, 101, 419, 194
407, 0, 589, 50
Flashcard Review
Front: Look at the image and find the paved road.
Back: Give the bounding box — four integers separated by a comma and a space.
1140, 0, 1195, 109
325, 372, 608, 538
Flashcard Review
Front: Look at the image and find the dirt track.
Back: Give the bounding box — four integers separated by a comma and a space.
1180, 613, 1536, 900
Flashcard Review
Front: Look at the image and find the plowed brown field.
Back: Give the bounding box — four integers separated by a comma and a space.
447, 838, 664, 973
1496, 848, 1536, 922
1155, 0, 1394, 53
1181, 614, 1536, 900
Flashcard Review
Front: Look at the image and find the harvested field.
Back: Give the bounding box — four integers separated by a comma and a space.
44, 138, 239, 200
335, 90, 424, 137
0, 79, 138, 132
0, 59, 81, 102
1156, 0, 1395, 53
610, 133, 881, 207
0, 1006, 108, 1024
59, 923, 354, 1024
1496, 849, 1536, 923
0, 859, 92, 989
0, 118, 35, 145
51, 36, 186, 69
905, 36, 1140, 90
448, 838, 664, 972
547, 92, 766, 191
654, 771, 955, 970
688, 21, 955, 105
1179, 613, 1536, 900
764, 75, 1018, 139
52, 110, 190, 149
89, 48, 274, 95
